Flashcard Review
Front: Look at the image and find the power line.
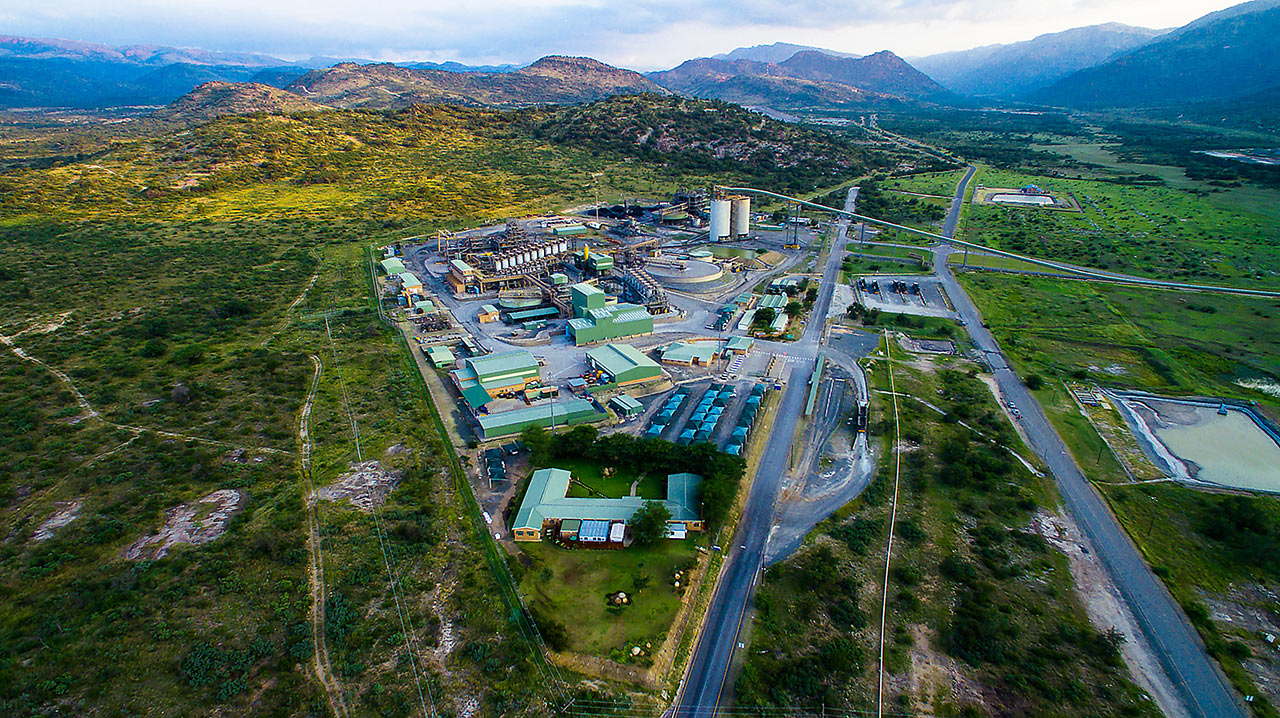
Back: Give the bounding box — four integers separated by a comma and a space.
324, 311, 438, 718
875, 331, 904, 718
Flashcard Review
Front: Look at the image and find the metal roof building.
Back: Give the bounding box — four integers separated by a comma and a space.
507, 306, 560, 323
725, 336, 754, 353
425, 345, 456, 368
566, 304, 653, 345
586, 343, 661, 386
451, 350, 540, 409
397, 272, 424, 291
660, 341, 718, 366
512, 468, 704, 541
381, 257, 407, 275
476, 398, 601, 440
609, 394, 644, 417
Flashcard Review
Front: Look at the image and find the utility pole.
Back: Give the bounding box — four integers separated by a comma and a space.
590, 172, 604, 224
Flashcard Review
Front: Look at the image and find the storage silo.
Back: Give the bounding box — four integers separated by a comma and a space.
709, 199, 732, 241
731, 196, 751, 237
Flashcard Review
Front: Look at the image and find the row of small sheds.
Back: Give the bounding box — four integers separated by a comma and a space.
644, 385, 691, 437
675, 383, 738, 446
725, 383, 768, 455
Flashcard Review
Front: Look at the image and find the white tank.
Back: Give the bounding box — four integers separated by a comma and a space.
731, 196, 751, 237
709, 199, 731, 240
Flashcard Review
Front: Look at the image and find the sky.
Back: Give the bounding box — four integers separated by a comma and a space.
0, 0, 1248, 69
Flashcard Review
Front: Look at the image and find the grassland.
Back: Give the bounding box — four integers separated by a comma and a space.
958, 272, 1280, 713
735, 341, 1156, 717
960, 165, 1280, 289
884, 169, 968, 197
0, 216, 571, 716
0, 92, 914, 715
958, 274, 1280, 406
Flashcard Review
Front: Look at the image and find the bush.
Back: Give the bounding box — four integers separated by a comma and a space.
1024, 374, 1045, 390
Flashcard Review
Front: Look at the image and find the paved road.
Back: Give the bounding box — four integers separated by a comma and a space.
934, 170, 1242, 718
672, 187, 858, 718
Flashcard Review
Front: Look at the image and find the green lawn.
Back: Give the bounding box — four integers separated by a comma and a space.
559, 457, 664, 500
520, 539, 700, 661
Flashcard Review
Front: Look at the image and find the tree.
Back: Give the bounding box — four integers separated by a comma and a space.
1024, 374, 1045, 390
630, 501, 671, 546
784, 300, 803, 318
520, 425, 553, 465
756, 307, 776, 325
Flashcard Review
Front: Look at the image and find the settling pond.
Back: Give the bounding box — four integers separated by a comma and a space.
1113, 393, 1280, 493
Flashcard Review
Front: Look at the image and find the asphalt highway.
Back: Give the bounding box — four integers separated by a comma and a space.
934, 168, 1242, 718
671, 188, 858, 718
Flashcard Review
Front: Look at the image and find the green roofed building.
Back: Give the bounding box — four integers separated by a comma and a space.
425, 345, 456, 368
660, 341, 718, 366
588, 252, 614, 273
512, 468, 703, 541
725, 336, 754, 354
570, 282, 606, 315
586, 343, 661, 386
477, 398, 600, 441
381, 257, 406, 275
609, 394, 643, 417
758, 294, 787, 309
567, 305, 653, 346
566, 282, 653, 345
451, 350, 540, 410
506, 306, 560, 323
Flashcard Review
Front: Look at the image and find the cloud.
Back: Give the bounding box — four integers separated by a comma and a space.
0, 0, 1243, 68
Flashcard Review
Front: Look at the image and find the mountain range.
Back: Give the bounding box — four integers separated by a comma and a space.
712, 42, 860, 63
649, 50, 949, 109
285, 56, 665, 109
911, 24, 1169, 98
2, 0, 1279, 121
1032, 0, 1280, 107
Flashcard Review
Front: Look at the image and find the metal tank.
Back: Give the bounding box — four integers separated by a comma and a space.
731, 196, 751, 237
709, 199, 732, 241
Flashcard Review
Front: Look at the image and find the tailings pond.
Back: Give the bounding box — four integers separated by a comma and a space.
1113, 393, 1280, 493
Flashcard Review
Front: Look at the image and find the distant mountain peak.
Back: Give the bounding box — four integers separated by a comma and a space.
711, 42, 859, 64
912, 22, 1169, 97
1034, 0, 1280, 107
650, 48, 946, 109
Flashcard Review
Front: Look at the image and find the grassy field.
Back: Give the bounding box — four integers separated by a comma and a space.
883, 169, 968, 197
947, 251, 1058, 273
0, 217, 567, 716
959, 165, 1280, 289
959, 272, 1280, 713
735, 341, 1156, 716
519, 538, 700, 662
958, 273, 1280, 407
0, 94, 915, 715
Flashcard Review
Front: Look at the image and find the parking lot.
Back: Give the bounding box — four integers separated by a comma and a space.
855, 275, 957, 317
